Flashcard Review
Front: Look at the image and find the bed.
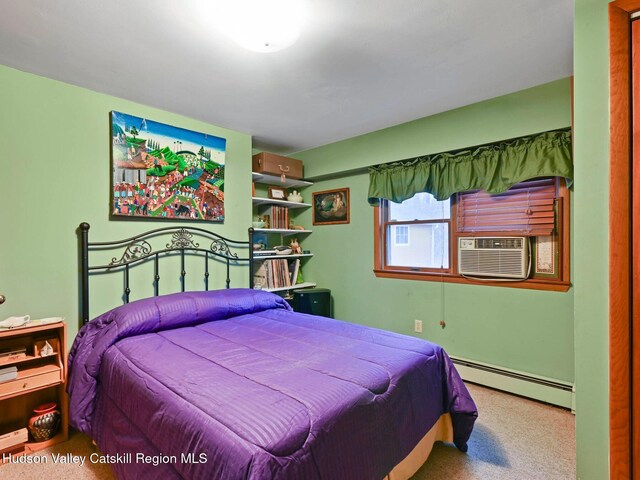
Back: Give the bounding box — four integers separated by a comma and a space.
68, 224, 477, 480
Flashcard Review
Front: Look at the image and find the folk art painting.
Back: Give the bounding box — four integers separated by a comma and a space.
111, 111, 226, 222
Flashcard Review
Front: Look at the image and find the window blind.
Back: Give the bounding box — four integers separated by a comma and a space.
456, 178, 557, 236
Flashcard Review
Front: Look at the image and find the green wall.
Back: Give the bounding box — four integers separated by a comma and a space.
0, 65, 253, 347
295, 79, 575, 384
301, 79, 573, 179
573, 0, 610, 478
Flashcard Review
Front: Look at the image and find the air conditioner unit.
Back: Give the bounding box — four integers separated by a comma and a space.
458, 237, 529, 279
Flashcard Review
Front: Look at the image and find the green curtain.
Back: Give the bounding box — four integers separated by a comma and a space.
368, 128, 573, 205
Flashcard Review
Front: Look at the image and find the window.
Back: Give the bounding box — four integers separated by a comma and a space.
383, 192, 450, 270
374, 178, 570, 291
393, 226, 409, 246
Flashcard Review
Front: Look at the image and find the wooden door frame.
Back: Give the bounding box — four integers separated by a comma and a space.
610, 2, 640, 479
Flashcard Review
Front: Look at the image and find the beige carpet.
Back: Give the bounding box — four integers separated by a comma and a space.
1, 431, 115, 480
2, 383, 575, 480
411, 383, 576, 480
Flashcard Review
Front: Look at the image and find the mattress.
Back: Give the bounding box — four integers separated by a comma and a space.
68, 289, 477, 479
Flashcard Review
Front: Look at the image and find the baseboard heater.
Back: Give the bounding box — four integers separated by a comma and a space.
450, 355, 575, 411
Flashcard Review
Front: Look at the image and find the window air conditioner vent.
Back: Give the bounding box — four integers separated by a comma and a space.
474, 238, 523, 250
458, 237, 528, 279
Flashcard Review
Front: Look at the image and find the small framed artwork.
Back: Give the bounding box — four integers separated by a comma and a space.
268, 187, 287, 200
312, 188, 350, 225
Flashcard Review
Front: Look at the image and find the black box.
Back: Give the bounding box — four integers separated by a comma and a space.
292, 288, 332, 318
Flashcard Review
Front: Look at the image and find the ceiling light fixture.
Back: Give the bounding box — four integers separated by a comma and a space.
220, 0, 308, 53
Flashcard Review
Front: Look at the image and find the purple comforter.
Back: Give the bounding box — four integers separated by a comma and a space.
68, 289, 477, 480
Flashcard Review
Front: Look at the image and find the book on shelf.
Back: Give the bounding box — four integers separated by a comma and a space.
0, 347, 26, 362
253, 258, 295, 290
0, 366, 18, 375
290, 259, 300, 286
253, 250, 277, 256
265, 205, 289, 230
0, 427, 28, 451
0, 375, 17, 384
0, 366, 18, 383
253, 262, 268, 290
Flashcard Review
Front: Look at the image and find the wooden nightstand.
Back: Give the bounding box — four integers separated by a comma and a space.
0, 322, 68, 458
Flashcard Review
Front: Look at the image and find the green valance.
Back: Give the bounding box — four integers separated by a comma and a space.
368, 128, 573, 205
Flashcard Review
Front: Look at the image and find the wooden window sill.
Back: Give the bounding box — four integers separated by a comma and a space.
373, 269, 571, 292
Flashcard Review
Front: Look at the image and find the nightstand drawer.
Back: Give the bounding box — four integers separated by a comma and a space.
0, 367, 61, 398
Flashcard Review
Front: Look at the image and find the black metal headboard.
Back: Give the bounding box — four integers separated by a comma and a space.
78, 222, 251, 325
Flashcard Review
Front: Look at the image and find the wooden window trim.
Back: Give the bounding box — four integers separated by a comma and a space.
376, 201, 453, 274
373, 179, 571, 292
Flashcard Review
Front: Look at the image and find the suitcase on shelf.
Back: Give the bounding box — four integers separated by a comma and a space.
252, 152, 304, 180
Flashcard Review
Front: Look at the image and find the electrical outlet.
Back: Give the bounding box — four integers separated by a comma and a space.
414, 319, 423, 333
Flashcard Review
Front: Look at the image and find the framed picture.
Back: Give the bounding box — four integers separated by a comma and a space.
268, 187, 287, 200
312, 188, 350, 225
110, 111, 226, 222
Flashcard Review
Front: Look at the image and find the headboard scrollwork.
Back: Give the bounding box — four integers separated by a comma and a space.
78, 223, 251, 326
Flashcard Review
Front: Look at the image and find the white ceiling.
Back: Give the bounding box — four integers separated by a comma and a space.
0, 1, 573, 154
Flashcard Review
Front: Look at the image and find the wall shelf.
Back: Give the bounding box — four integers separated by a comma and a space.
252, 197, 311, 208
252, 172, 313, 188
251, 163, 315, 293
253, 253, 314, 260
253, 228, 312, 236
261, 282, 317, 293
